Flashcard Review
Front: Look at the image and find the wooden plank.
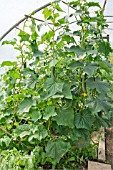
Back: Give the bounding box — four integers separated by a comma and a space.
106, 119, 113, 169
98, 127, 105, 161
88, 161, 111, 170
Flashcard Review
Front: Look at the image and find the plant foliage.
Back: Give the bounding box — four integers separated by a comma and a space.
0, 0, 113, 169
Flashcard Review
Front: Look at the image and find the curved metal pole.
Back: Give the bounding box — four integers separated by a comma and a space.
0, 2, 51, 42
102, 0, 107, 12
0, 0, 109, 42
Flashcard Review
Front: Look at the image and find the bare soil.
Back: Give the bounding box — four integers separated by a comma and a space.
106, 120, 113, 169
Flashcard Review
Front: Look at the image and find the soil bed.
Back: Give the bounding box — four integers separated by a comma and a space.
106, 120, 113, 169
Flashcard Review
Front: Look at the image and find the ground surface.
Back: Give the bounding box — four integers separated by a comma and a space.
106, 120, 113, 169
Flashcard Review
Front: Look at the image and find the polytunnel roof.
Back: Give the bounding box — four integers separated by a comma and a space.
0, 0, 113, 67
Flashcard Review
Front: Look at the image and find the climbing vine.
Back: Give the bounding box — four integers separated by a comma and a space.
0, 0, 113, 169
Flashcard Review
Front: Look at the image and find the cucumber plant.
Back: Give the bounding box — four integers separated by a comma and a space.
0, 0, 112, 169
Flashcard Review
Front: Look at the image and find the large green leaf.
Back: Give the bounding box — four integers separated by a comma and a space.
18, 98, 33, 114
75, 109, 94, 129
43, 106, 57, 120
82, 16, 98, 23
98, 41, 112, 56
0, 136, 11, 147
70, 128, 90, 149
84, 63, 99, 77
70, 61, 84, 70
53, 108, 74, 128
49, 59, 58, 67
46, 139, 71, 162
29, 125, 48, 141
62, 83, 72, 99
14, 124, 31, 138
62, 35, 75, 44
32, 110, 42, 122
26, 72, 38, 89
30, 40, 38, 55
18, 30, 30, 42
70, 128, 90, 141
86, 77, 110, 94
94, 115, 110, 128
99, 61, 112, 73
41, 31, 54, 43
87, 95, 112, 113
44, 78, 64, 97
42, 8, 52, 20
67, 45, 85, 56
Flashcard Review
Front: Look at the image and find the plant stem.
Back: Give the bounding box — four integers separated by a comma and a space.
0, 2, 51, 41
25, 15, 53, 25
0, 127, 32, 151
51, 9, 55, 79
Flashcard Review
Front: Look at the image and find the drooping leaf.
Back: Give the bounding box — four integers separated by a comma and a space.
29, 125, 48, 141
85, 44, 97, 55
18, 98, 33, 114
27, 76, 37, 89
18, 30, 30, 42
87, 95, 112, 113
70, 61, 84, 70
14, 124, 31, 137
67, 45, 85, 56
46, 139, 71, 162
96, 98, 112, 113
55, 4, 64, 12
26, 70, 38, 88
41, 30, 54, 42
32, 110, 42, 122
70, 128, 90, 141
86, 77, 110, 94
53, 108, 74, 128
58, 18, 66, 24
99, 61, 112, 73
31, 40, 43, 58
1, 61, 17, 67
62, 83, 72, 99
75, 109, 94, 129
84, 62, 99, 77
98, 41, 112, 56
95, 115, 110, 128
43, 106, 57, 120
44, 78, 64, 97
42, 7, 52, 20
